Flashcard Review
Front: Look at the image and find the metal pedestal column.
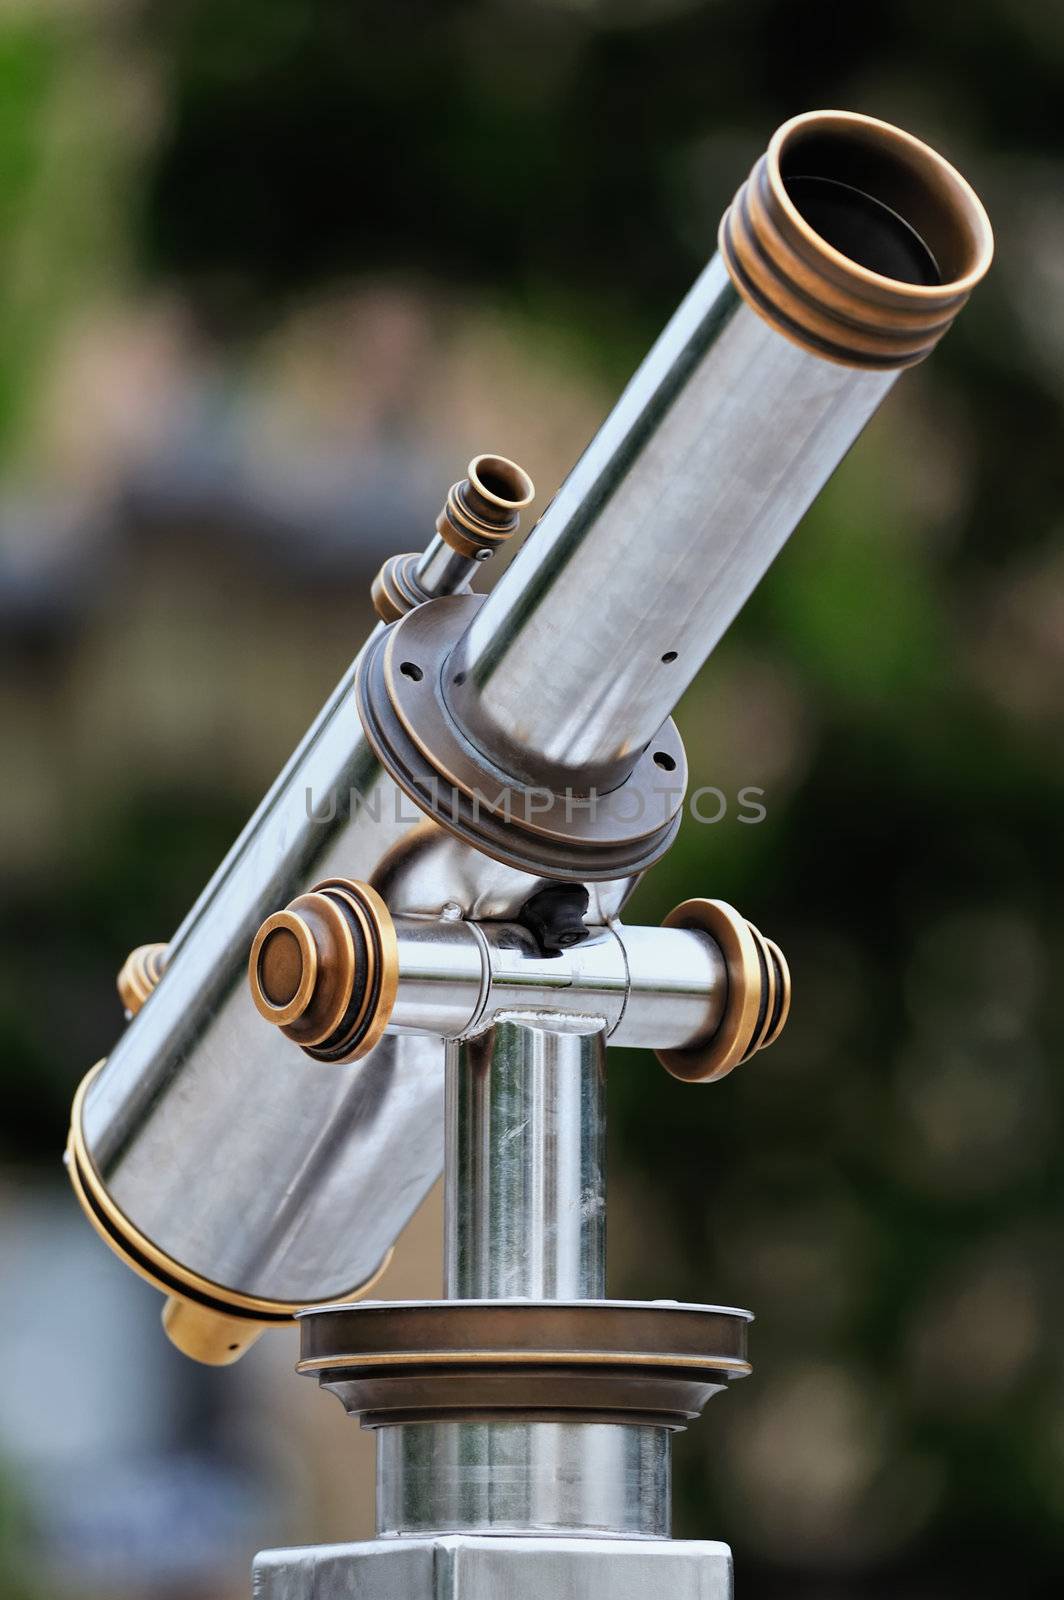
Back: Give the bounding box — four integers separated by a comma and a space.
254, 1017, 734, 1598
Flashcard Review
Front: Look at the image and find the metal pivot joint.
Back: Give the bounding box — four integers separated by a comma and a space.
248, 878, 790, 1079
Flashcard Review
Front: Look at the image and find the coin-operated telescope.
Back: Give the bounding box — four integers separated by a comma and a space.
66, 112, 991, 1598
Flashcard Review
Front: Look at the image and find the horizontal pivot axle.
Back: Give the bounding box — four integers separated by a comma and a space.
248, 880, 790, 1083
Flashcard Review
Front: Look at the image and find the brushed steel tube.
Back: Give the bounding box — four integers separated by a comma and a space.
75, 627, 447, 1309
444, 1020, 607, 1301
387, 919, 726, 1052
446, 260, 895, 791
608, 923, 726, 1051
376, 1421, 670, 1539
414, 532, 484, 596
390, 916, 487, 1038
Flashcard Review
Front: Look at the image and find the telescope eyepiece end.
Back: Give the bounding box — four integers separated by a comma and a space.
720, 110, 993, 368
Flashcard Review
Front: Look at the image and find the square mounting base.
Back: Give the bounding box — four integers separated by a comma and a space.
253, 1535, 733, 1600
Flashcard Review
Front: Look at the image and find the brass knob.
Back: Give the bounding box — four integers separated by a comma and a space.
117, 942, 169, 1016
436, 453, 535, 560
655, 899, 790, 1083
248, 878, 398, 1063
371, 551, 431, 624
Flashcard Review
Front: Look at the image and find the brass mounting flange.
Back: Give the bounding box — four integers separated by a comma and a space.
248, 877, 398, 1063
357, 593, 687, 880
656, 899, 790, 1082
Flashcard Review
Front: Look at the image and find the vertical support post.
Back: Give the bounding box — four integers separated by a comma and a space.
373, 1016, 676, 1543
444, 1019, 607, 1301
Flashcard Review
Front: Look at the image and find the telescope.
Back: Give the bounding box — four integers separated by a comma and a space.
65, 110, 991, 1598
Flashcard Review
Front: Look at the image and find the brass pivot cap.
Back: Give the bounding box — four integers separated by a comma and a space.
117, 942, 169, 1016
248, 878, 398, 1063
436, 453, 535, 560
656, 899, 791, 1083
371, 551, 433, 624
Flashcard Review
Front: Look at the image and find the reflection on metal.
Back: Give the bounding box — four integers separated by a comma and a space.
375, 1421, 671, 1539
63, 106, 992, 1600
445, 1023, 607, 1302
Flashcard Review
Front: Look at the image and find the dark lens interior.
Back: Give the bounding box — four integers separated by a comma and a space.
784, 174, 941, 286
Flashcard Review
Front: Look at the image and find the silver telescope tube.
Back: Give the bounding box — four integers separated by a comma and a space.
447, 111, 993, 791
67, 110, 991, 1366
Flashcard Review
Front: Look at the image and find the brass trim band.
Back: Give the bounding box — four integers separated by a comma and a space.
298, 1349, 752, 1375
66, 1064, 393, 1361
720, 110, 993, 368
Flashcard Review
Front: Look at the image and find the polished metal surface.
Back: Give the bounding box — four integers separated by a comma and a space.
376, 1421, 670, 1539
253, 1536, 734, 1600
446, 260, 895, 791
415, 532, 485, 597
372, 816, 639, 924
387, 917, 726, 1052
444, 1020, 606, 1300
78, 634, 447, 1306
611, 922, 727, 1050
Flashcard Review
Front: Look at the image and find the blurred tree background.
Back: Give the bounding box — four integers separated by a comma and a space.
1, 1, 1063, 1596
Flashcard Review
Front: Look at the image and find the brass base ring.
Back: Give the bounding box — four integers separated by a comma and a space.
297, 1299, 751, 1430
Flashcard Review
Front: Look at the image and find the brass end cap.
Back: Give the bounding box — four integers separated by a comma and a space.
371, 551, 433, 624
656, 899, 790, 1083
117, 942, 169, 1016
436, 453, 535, 560
248, 878, 398, 1062
162, 1297, 264, 1365
719, 110, 993, 368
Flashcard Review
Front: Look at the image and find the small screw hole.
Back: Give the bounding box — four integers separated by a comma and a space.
228, 1343, 239, 1352
453, 671, 466, 687
400, 661, 424, 682
653, 751, 677, 772
661, 651, 677, 664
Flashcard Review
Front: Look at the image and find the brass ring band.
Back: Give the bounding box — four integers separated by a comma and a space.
719, 110, 993, 368
297, 1349, 752, 1375
762, 938, 792, 1049
66, 1063, 393, 1334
